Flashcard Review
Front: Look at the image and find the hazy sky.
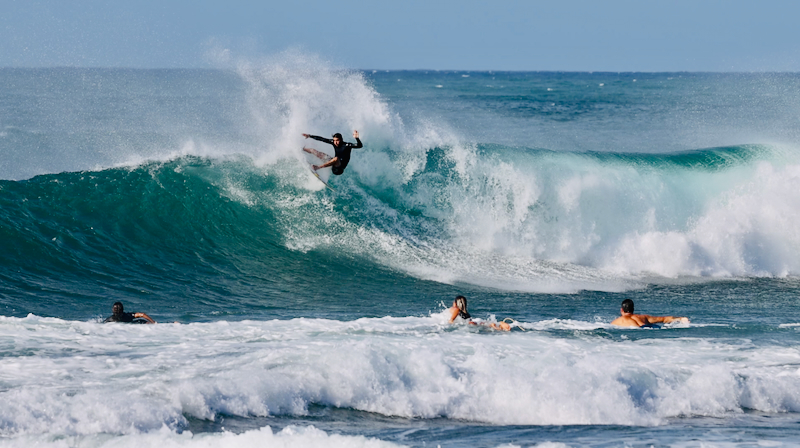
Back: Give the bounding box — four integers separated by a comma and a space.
2, 0, 799, 71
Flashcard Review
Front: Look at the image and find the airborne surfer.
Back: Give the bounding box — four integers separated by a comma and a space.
302, 130, 363, 175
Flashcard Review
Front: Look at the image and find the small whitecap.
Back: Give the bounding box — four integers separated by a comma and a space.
599, 83, 604, 86
547, 88, 553, 91
435, 85, 443, 88
462, 74, 470, 78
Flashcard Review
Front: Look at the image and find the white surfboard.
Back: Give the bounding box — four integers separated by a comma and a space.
302, 147, 335, 191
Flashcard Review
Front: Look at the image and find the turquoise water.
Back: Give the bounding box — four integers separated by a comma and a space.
2, 61, 800, 447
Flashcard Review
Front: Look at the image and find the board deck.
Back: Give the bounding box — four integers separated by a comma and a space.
309, 166, 334, 191
302, 147, 335, 191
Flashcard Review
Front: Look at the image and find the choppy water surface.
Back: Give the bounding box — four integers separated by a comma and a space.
2, 58, 800, 447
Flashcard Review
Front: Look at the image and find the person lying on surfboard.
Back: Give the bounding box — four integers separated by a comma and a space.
302, 130, 362, 175
449, 295, 511, 331
611, 299, 689, 328
104, 301, 156, 324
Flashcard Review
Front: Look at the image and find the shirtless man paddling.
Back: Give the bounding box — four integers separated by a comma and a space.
611, 299, 689, 327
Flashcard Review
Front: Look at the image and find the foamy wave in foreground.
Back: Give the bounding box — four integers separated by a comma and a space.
2, 314, 800, 439
0, 425, 404, 448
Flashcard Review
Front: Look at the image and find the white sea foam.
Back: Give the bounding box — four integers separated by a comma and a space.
0, 425, 405, 448
232, 62, 800, 287
233, 50, 400, 168
267, 138, 800, 291
203, 59, 800, 288
602, 161, 800, 277
2, 313, 800, 443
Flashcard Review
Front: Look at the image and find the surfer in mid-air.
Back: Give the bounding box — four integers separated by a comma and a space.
302, 130, 362, 175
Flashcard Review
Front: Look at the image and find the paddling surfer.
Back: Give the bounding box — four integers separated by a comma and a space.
104, 301, 156, 324
449, 296, 511, 331
302, 130, 363, 175
611, 299, 688, 328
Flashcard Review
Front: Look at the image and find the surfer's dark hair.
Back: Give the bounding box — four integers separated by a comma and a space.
621, 299, 634, 313
112, 301, 124, 314
332, 133, 343, 140
454, 296, 471, 320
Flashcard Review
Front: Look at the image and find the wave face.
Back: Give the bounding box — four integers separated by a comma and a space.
3, 143, 800, 312
3, 62, 800, 311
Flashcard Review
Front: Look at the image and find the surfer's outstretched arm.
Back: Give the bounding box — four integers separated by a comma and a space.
352, 130, 363, 148
133, 312, 156, 324
303, 134, 333, 144
643, 315, 689, 324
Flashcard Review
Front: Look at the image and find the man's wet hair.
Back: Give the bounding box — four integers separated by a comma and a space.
112, 302, 124, 314
621, 299, 634, 313
332, 133, 343, 140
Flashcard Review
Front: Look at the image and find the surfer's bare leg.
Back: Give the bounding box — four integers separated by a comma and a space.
314, 157, 340, 171
303, 147, 331, 162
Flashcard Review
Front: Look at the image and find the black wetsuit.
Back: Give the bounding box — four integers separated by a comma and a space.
104, 312, 141, 323
308, 135, 363, 175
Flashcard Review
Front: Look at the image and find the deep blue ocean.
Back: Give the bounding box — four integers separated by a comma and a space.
2, 55, 800, 447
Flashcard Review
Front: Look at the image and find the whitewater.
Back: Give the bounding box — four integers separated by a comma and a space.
2, 53, 800, 447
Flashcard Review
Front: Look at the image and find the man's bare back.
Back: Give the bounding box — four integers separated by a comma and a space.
611, 299, 689, 328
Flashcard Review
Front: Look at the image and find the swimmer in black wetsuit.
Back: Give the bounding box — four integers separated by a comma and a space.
302, 130, 363, 175
104, 301, 155, 324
